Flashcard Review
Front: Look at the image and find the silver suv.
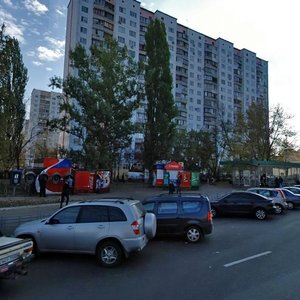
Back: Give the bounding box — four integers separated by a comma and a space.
14, 199, 156, 267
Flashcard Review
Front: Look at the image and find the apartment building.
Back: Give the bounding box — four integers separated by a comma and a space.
25, 89, 62, 167
63, 0, 268, 152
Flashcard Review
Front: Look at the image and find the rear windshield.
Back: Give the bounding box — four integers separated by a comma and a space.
131, 202, 145, 218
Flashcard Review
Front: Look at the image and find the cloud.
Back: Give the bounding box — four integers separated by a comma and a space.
44, 36, 65, 49
32, 61, 43, 66
0, 10, 25, 43
46, 67, 53, 71
3, 0, 13, 7
56, 9, 64, 16
37, 46, 64, 61
24, 0, 48, 16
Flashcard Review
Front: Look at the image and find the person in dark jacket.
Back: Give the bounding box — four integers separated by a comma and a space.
60, 179, 70, 208
38, 174, 47, 197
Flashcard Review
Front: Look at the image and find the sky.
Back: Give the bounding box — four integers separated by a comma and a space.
0, 0, 299, 138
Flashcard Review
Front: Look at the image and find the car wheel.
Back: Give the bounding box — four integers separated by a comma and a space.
287, 202, 295, 210
96, 241, 123, 268
211, 207, 217, 218
255, 208, 267, 220
185, 226, 202, 243
18, 235, 39, 256
275, 204, 283, 214
144, 212, 157, 239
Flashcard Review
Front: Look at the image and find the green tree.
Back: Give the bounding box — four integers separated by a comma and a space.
50, 37, 142, 170
143, 19, 177, 171
0, 24, 28, 169
220, 102, 296, 161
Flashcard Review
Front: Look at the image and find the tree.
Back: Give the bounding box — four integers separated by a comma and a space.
220, 102, 296, 161
50, 37, 142, 170
143, 19, 177, 171
0, 24, 28, 170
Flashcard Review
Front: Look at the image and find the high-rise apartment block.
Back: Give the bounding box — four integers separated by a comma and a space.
63, 0, 268, 151
25, 89, 62, 167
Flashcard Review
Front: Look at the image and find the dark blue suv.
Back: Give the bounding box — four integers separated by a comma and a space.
143, 193, 213, 243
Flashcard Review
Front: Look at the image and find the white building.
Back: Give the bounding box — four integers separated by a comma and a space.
63, 0, 268, 154
25, 89, 62, 167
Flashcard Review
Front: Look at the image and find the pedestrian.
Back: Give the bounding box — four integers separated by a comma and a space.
121, 173, 125, 183
176, 172, 182, 194
38, 174, 47, 197
66, 176, 74, 195
60, 178, 70, 208
275, 177, 279, 188
168, 180, 175, 194
278, 176, 283, 187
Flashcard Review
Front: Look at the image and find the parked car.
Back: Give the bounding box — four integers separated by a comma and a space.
0, 231, 33, 279
14, 199, 156, 267
279, 188, 300, 209
284, 186, 300, 195
247, 187, 287, 214
210, 191, 277, 220
143, 193, 213, 243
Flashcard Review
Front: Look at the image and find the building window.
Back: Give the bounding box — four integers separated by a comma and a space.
119, 16, 126, 24
119, 6, 126, 13
80, 37, 87, 44
130, 20, 137, 27
130, 11, 137, 18
128, 50, 135, 58
80, 27, 87, 34
81, 16, 88, 23
81, 6, 88, 13
129, 40, 136, 48
118, 26, 125, 33
118, 36, 125, 44
129, 30, 136, 37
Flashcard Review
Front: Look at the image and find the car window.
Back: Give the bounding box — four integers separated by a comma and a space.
225, 194, 240, 201
108, 206, 127, 222
78, 206, 109, 223
259, 190, 271, 197
143, 202, 155, 212
270, 191, 278, 197
157, 202, 178, 214
131, 202, 145, 218
52, 206, 81, 224
182, 201, 202, 213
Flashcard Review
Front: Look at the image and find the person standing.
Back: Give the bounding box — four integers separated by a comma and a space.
38, 174, 47, 197
176, 172, 182, 194
60, 179, 70, 208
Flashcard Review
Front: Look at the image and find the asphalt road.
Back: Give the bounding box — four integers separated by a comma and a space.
2, 210, 300, 300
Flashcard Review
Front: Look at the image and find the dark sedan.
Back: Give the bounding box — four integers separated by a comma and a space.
280, 188, 300, 209
210, 191, 277, 220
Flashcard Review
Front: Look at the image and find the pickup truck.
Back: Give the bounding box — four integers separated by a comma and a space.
0, 231, 33, 279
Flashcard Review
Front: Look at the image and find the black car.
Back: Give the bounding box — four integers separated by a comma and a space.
280, 188, 300, 209
143, 193, 213, 243
210, 191, 277, 220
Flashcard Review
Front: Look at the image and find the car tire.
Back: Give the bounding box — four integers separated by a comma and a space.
255, 208, 267, 220
211, 207, 217, 218
18, 235, 39, 256
185, 226, 202, 243
96, 241, 123, 268
144, 213, 157, 239
287, 202, 295, 210
275, 204, 283, 214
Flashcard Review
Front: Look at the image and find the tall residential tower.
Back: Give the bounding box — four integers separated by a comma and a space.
62, 0, 268, 153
